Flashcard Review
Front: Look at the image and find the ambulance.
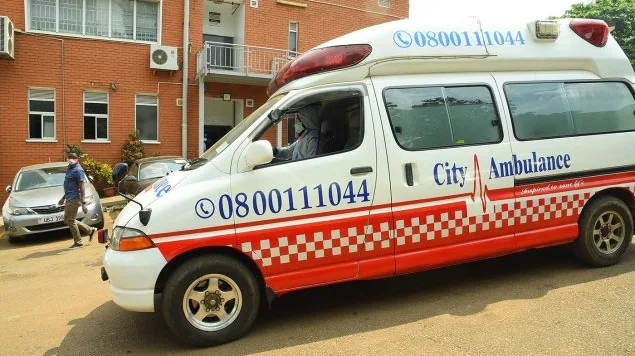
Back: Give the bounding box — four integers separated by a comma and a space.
101, 17, 635, 346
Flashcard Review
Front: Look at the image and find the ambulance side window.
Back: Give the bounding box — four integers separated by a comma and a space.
255, 90, 364, 165
383, 85, 502, 150
505, 81, 635, 140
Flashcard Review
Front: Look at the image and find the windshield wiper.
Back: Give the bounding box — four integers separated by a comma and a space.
183, 157, 208, 170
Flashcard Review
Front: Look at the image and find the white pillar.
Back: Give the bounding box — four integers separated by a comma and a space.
276, 121, 283, 148
198, 79, 205, 155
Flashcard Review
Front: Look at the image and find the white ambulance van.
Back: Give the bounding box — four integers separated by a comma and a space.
101, 17, 635, 346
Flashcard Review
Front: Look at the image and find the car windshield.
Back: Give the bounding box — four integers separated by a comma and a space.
15, 166, 67, 192
139, 159, 187, 180
184, 94, 286, 170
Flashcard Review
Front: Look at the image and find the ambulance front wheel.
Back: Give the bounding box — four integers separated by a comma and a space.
161, 254, 261, 347
574, 196, 633, 266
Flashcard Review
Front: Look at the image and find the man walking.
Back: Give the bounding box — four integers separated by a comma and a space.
59, 152, 96, 249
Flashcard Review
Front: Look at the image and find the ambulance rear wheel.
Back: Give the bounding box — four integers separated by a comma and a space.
574, 196, 633, 266
161, 254, 260, 346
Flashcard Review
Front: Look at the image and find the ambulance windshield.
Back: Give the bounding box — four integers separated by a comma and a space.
185, 94, 286, 170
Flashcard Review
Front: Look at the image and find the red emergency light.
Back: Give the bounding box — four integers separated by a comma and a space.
267, 44, 372, 97
570, 19, 609, 47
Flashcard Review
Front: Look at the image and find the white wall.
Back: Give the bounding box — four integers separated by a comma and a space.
203, 2, 237, 38
234, 4, 245, 46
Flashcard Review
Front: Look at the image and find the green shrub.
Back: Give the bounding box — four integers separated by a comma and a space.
83, 157, 113, 191
121, 131, 145, 166
63, 144, 86, 158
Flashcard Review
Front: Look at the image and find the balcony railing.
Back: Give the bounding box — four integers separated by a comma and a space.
198, 42, 296, 79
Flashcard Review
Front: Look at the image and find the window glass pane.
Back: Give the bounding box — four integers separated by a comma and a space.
43, 116, 55, 138
31, 0, 56, 32
505, 83, 573, 140
136, 95, 158, 105
29, 100, 55, 112
84, 116, 96, 139
29, 114, 42, 139
565, 82, 635, 135
136, 1, 158, 42
112, 0, 134, 40
85, 102, 108, 114
59, 0, 83, 34
384, 87, 453, 150
136, 105, 158, 141
97, 117, 108, 139
86, 0, 110, 37
445, 86, 501, 145
288, 32, 297, 54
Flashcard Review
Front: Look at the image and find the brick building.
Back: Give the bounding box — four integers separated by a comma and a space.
0, 0, 408, 204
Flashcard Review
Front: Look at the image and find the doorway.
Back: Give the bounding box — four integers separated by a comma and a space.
203, 98, 244, 149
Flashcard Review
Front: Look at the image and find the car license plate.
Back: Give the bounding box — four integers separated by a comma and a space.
38, 214, 65, 224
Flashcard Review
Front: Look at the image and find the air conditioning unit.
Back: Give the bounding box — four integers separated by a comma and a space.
150, 44, 179, 71
0, 16, 15, 60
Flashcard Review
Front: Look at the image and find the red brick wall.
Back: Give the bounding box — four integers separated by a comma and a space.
245, 0, 408, 52
0, 0, 203, 205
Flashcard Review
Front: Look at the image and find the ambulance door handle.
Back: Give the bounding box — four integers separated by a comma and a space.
405, 163, 414, 186
350, 166, 373, 175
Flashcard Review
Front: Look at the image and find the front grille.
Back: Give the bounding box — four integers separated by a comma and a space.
32, 205, 65, 214
26, 219, 81, 232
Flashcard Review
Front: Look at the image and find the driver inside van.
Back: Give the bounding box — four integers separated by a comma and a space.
273, 104, 323, 161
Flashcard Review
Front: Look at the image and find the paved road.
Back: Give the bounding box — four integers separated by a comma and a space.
0, 212, 634, 356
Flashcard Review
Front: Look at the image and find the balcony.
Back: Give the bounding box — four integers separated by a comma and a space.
197, 42, 295, 86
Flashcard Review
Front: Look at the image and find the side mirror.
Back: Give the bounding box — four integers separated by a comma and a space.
5, 185, 11, 193
245, 140, 274, 168
112, 163, 129, 186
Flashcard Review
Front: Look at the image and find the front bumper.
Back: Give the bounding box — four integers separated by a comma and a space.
103, 247, 167, 312
4, 202, 103, 237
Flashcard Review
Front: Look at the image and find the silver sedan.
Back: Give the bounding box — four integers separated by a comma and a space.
2, 162, 104, 243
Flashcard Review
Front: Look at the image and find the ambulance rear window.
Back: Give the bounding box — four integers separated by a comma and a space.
383, 85, 502, 151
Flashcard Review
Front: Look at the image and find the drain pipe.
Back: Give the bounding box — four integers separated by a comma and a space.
181, 0, 190, 158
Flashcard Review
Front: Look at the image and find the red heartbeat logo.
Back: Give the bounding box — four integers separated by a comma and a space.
470, 154, 492, 213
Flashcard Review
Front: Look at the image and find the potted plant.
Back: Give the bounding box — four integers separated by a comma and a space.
82, 157, 114, 197
122, 130, 145, 166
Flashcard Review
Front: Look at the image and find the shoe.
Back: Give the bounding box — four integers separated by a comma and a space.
89, 228, 97, 242
68, 242, 84, 249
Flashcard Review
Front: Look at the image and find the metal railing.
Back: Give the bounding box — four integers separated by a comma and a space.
199, 42, 296, 78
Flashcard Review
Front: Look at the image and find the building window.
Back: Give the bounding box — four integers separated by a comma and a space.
378, 0, 391, 8
136, 95, 158, 142
84, 92, 109, 141
28, 89, 56, 140
383, 86, 502, 151
29, 0, 159, 42
288, 22, 298, 57
209, 12, 221, 25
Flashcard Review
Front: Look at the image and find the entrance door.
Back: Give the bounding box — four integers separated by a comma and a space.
372, 73, 516, 274
230, 85, 378, 292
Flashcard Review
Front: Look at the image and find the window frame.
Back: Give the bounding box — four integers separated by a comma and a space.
135, 94, 159, 143
83, 91, 109, 142
503, 79, 635, 142
288, 21, 298, 57
28, 88, 57, 141
382, 83, 505, 152
25, 0, 162, 44
252, 88, 367, 169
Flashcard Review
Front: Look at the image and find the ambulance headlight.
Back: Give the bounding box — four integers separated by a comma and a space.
110, 226, 155, 251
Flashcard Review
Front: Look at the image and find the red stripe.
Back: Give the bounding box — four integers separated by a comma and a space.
147, 171, 634, 241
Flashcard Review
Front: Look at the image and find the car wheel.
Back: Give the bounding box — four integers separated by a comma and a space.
161, 254, 260, 347
574, 196, 633, 266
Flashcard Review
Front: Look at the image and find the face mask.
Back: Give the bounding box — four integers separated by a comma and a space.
294, 121, 304, 134
68, 159, 78, 165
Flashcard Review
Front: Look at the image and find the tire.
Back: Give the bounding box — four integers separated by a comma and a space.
574, 196, 633, 266
161, 255, 260, 347
8, 235, 20, 244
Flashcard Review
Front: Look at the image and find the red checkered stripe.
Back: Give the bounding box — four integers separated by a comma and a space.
241, 224, 368, 268
236, 186, 635, 268
394, 201, 515, 246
